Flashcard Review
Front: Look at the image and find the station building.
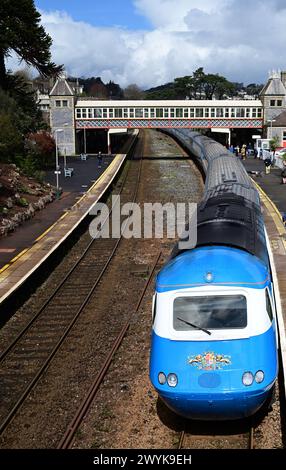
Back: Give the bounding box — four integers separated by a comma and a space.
45, 71, 286, 155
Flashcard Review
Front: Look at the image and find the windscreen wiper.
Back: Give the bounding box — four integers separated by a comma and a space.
177, 317, 211, 336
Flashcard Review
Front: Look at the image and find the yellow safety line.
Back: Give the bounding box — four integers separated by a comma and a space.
0, 155, 121, 270
35, 221, 59, 242
0, 264, 10, 274
252, 179, 286, 249
10, 248, 29, 263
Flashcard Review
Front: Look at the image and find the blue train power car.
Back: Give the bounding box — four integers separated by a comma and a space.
149, 131, 278, 420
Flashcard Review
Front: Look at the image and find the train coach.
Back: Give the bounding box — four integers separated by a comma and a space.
149, 130, 278, 420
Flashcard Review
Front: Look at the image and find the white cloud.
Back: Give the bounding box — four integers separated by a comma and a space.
135, 0, 227, 30
6, 1, 286, 88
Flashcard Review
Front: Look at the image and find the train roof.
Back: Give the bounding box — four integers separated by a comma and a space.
156, 246, 270, 293
166, 129, 268, 266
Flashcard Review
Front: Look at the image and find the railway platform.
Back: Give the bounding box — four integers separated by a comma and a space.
242, 156, 286, 396
0, 153, 127, 305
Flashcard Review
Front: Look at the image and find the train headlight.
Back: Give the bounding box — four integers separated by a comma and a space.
167, 373, 178, 387
242, 372, 254, 386
158, 372, 166, 385
255, 370, 265, 384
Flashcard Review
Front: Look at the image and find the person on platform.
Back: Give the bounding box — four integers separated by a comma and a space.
97, 151, 103, 168
281, 168, 286, 184
241, 144, 247, 160
264, 157, 272, 174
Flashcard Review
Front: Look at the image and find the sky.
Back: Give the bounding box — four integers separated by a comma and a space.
8, 0, 286, 89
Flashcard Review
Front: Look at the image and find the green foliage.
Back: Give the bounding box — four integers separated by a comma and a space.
144, 70, 261, 100
17, 197, 29, 207
0, 113, 23, 162
144, 82, 178, 100
269, 136, 280, 151
0, 0, 63, 89
14, 154, 37, 176
173, 68, 235, 100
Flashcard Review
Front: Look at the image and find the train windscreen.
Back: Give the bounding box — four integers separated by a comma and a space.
173, 295, 247, 331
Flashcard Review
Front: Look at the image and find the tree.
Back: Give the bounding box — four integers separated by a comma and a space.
174, 76, 193, 99
0, 114, 23, 162
269, 136, 280, 153
0, 0, 63, 89
144, 82, 178, 100
106, 81, 124, 99
89, 78, 109, 98
123, 84, 145, 100
203, 74, 235, 99
245, 83, 264, 98
26, 131, 56, 168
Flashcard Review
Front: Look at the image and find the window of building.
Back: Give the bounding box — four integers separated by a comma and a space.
216, 108, 223, 118
135, 108, 143, 118
176, 108, 183, 118
204, 108, 209, 118
225, 108, 229, 118
183, 108, 189, 118
155, 108, 163, 118
231, 108, 235, 118
55, 100, 61, 107
144, 108, 149, 118
283, 131, 286, 141
252, 108, 257, 118
211, 108, 215, 118
103, 108, 108, 118
246, 108, 251, 118
150, 108, 155, 118
170, 108, 175, 118
81, 109, 87, 118
196, 108, 204, 118
164, 108, 169, 118
124, 108, 129, 118
129, 108, 134, 118
257, 108, 262, 118
76, 109, 81, 118
62, 100, 68, 107
88, 108, 93, 118
236, 108, 245, 118
277, 100, 283, 107
270, 99, 276, 107
189, 108, 195, 118
109, 108, 114, 118
115, 108, 123, 118
95, 109, 102, 118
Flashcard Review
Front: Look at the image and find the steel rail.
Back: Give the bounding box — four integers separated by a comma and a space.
0, 136, 143, 436
0, 155, 132, 366
57, 250, 162, 449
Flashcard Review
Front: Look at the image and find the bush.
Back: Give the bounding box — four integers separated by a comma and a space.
17, 197, 29, 207
26, 131, 56, 169
0, 114, 23, 162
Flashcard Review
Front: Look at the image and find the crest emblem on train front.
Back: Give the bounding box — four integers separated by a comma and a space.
188, 351, 231, 371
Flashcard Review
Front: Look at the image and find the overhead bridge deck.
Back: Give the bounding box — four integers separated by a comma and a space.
75, 99, 263, 129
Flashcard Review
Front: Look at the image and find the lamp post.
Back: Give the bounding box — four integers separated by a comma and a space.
55, 129, 63, 199
84, 127, 87, 154
267, 119, 276, 139
63, 123, 69, 168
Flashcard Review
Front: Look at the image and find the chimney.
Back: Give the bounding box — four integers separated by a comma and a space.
281, 71, 286, 87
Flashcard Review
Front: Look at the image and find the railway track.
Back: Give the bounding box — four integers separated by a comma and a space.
178, 424, 254, 449
0, 137, 143, 436
57, 250, 162, 449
